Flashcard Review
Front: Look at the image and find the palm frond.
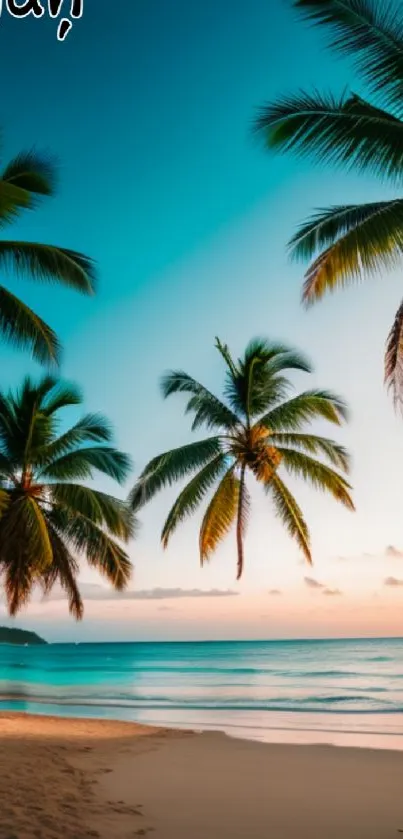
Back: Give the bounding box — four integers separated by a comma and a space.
242, 337, 312, 374
41, 523, 83, 620
0, 241, 96, 294
41, 446, 132, 484
25, 498, 54, 569
0, 285, 60, 364
0, 394, 19, 460
289, 200, 403, 261
236, 466, 250, 580
0, 454, 14, 481
2, 151, 57, 197
224, 338, 311, 419
215, 337, 238, 376
21, 375, 58, 405
2, 554, 35, 616
226, 367, 291, 420
254, 91, 403, 181
261, 389, 348, 430
161, 454, 228, 548
41, 380, 82, 415
270, 432, 350, 471
161, 370, 239, 430
385, 297, 403, 406
0, 488, 10, 512
0, 494, 53, 573
37, 414, 113, 465
129, 437, 222, 511
278, 448, 355, 509
0, 181, 33, 228
0, 376, 58, 462
294, 200, 403, 305
199, 466, 239, 564
266, 472, 312, 563
49, 484, 135, 540
295, 0, 403, 114
60, 513, 132, 591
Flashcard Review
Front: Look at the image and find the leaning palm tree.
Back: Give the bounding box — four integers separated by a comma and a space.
0, 143, 95, 364
254, 0, 403, 403
130, 337, 354, 579
0, 376, 136, 619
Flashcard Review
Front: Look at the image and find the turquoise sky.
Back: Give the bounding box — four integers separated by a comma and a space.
1, 1, 402, 641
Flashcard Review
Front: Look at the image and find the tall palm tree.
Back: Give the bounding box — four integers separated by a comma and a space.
0, 144, 95, 364
130, 337, 354, 579
0, 376, 136, 619
254, 0, 403, 403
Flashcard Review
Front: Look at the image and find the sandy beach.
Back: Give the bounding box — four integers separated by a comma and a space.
1, 713, 403, 839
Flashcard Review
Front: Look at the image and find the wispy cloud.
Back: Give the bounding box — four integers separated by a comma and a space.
268, 589, 282, 596
385, 546, 403, 559
304, 578, 341, 595
45, 585, 239, 602
304, 577, 325, 589
336, 546, 403, 562
384, 577, 403, 587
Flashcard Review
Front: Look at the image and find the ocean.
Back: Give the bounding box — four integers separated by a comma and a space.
1, 637, 403, 749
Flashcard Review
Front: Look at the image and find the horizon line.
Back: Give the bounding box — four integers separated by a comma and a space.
47, 635, 403, 645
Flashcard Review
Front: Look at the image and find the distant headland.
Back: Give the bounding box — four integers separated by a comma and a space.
0, 627, 47, 645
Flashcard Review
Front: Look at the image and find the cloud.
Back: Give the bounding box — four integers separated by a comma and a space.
304, 578, 341, 595
385, 546, 403, 559
268, 589, 282, 596
336, 546, 403, 562
157, 606, 176, 612
47, 585, 240, 602
304, 577, 325, 589
384, 577, 403, 587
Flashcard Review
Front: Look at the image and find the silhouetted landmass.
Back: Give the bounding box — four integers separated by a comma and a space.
0, 627, 47, 645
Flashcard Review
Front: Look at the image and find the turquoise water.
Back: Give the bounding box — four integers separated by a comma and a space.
1, 638, 403, 748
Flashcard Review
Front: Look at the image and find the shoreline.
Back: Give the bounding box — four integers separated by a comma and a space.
0, 708, 402, 753
1, 712, 403, 838
2, 704, 403, 752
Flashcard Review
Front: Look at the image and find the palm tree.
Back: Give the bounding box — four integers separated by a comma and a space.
0, 144, 95, 364
0, 376, 136, 619
254, 0, 403, 403
130, 337, 354, 579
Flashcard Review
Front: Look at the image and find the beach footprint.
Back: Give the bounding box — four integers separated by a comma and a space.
108, 799, 144, 816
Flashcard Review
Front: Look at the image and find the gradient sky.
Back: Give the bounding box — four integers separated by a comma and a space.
0, 0, 402, 641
